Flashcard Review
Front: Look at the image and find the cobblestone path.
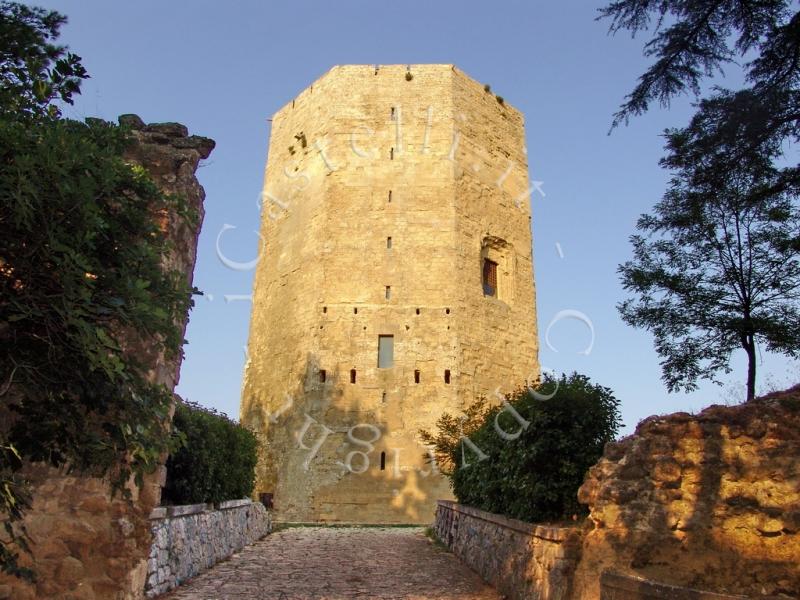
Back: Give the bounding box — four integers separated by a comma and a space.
163, 526, 501, 600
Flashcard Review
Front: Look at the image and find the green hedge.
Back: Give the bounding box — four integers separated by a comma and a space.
449, 373, 621, 523
162, 399, 258, 505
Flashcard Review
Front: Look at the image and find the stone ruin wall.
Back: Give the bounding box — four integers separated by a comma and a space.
574, 387, 800, 599
0, 116, 214, 600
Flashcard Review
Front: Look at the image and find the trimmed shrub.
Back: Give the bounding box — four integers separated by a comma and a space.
428, 373, 620, 523
162, 399, 258, 505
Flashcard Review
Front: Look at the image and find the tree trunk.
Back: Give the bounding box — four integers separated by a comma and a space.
745, 335, 757, 402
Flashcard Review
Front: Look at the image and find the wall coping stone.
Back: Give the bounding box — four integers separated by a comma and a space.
436, 500, 579, 542
218, 498, 252, 510
149, 500, 254, 520
166, 503, 212, 518
149, 507, 167, 520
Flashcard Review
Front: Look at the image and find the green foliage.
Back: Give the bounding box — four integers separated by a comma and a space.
422, 373, 621, 523
0, 2, 197, 578
0, 2, 87, 120
419, 397, 492, 477
602, 0, 800, 401
1, 115, 196, 479
618, 104, 800, 401
162, 400, 258, 505
496, 95, 504, 105
0, 442, 32, 581
599, 0, 800, 234
599, 0, 798, 128
405, 71, 413, 81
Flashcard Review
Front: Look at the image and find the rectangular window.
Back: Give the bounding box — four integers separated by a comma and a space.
387, 236, 392, 249
350, 369, 357, 384
414, 370, 420, 384
319, 369, 326, 383
444, 369, 451, 384
385, 286, 391, 300
378, 335, 394, 368
483, 259, 498, 297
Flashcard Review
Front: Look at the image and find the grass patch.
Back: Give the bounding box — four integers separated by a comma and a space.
423, 526, 449, 551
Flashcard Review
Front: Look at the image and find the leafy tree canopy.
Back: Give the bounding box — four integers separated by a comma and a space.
603, 1, 800, 398
599, 0, 799, 127
0, 1, 86, 119
619, 116, 800, 401
601, 1, 800, 203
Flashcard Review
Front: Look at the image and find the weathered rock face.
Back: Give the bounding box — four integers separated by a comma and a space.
0, 116, 213, 600
240, 64, 540, 524
574, 388, 800, 599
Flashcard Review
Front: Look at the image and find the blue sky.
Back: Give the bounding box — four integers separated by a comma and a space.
41, 0, 797, 431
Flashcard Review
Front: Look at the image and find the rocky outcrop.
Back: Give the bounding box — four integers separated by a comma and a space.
0, 116, 213, 600
574, 387, 800, 599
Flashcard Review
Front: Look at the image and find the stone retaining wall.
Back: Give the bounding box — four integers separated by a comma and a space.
433, 500, 582, 600
145, 499, 271, 597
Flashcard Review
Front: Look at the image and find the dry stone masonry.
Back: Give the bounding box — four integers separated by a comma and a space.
145, 500, 271, 597
434, 500, 582, 600
240, 64, 540, 525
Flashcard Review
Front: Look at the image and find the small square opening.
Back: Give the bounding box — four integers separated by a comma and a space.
378, 335, 394, 368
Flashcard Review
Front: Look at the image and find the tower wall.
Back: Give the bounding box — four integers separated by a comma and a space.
241, 65, 539, 524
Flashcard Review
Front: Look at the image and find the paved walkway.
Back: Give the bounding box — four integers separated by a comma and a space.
163, 526, 501, 600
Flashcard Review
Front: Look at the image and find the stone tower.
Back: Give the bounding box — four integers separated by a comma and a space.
240, 65, 539, 524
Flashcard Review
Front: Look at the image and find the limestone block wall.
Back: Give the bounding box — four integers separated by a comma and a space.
241, 64, 539, 525
574, 388, 800, 599
433, 500, 582, 600
0, 117, 213, 600
145, 500, 271, 597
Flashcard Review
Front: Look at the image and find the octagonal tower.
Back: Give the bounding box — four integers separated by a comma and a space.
240, 64, 539, 524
